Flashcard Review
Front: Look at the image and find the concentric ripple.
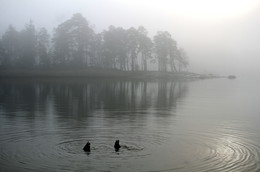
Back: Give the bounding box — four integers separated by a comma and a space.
174, 124, 260, 172
56, 138, 145, 157
0, 121, 172, 172
1, 120, 260, 172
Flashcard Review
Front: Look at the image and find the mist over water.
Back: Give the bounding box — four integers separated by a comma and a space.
1, 0, 260, 171
1, 0, 260, 76
1, 78, 260, 171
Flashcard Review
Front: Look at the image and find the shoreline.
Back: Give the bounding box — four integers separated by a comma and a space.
0, 68, 222, 80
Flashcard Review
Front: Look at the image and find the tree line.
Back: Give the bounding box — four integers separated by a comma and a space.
0, 13, 188, 72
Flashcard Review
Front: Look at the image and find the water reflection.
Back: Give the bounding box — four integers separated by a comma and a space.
0, 79, 188, 172
1, 79, 260, 171
0, 79, 187, 119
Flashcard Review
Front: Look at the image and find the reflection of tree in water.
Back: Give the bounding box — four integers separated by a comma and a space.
157, 81, 187, 110
0, 79, 188, 119
0, 80, 50, 119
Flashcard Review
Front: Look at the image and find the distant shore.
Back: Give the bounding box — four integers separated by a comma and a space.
0, 68, 222, 80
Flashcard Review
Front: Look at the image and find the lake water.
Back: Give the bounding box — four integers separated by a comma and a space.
1, 78, 260, 172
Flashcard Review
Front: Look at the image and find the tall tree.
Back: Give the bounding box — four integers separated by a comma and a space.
102, 26, 128, 70
177, 48, 189, 72
154, 31, 178, 72
102, 26, 117, 69
37, 27, 50, 67
53, 13, 94, 67
0, 39, 6, 66
127, 27, 139, 71
1, 25, 19, 67
19, 21, 37, 67
137, 26, 153, 71
154, 31, 170, 71
90, 33, 103, 67
115, 27, 128, 70
168, 38, 178, 72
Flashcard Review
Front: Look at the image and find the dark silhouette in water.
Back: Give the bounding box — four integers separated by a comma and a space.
114, 140, 121, 151
83, 142, 90, 152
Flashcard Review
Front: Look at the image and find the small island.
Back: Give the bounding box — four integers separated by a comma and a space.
228, 75, 236, 79
0, 13, 223, 81
0, 13, 192, 80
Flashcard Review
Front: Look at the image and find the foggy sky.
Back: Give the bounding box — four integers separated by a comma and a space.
1, 0, 260, 77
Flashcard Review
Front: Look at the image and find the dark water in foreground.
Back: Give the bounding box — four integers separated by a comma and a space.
1, 78, 260, 172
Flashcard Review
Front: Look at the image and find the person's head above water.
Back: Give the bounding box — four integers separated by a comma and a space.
83, 141, 90, 152
114, 140, 121, 150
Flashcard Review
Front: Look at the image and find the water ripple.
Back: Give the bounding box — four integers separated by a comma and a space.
178, 126, 260, 172
1, 120, 260, 171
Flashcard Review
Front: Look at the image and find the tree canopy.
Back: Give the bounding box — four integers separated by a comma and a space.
0, 13, 189, 72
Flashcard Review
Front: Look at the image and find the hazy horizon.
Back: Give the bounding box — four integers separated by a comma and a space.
2, 1, 260, 171
1, 0, 260, 77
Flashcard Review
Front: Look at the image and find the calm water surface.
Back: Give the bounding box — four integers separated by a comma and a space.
1, 78, 260, 172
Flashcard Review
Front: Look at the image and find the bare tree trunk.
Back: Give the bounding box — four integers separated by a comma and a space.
144, 56, 147, 71
131, 51, 134, 71
178, 62, 182, 72
172, 58, 177, 72
170, 62, 174, 72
